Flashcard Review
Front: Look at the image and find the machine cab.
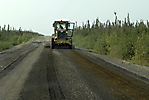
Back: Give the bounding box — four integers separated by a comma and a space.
53, 20, 75, 37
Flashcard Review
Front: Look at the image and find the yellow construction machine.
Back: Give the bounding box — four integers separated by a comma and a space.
51, 20, 75, 49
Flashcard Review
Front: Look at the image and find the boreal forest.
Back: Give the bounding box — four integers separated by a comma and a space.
73, 13, 149, 66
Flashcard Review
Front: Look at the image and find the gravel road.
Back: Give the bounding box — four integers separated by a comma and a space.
0, 36, 149, 100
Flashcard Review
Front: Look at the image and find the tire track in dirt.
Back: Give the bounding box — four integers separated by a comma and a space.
47, 50, 65, 100
18, 48, 65, 100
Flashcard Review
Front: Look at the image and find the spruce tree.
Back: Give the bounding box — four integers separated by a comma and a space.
7, 24, 10, 32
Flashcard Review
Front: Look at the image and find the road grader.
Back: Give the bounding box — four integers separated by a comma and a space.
51, 20, 75, 49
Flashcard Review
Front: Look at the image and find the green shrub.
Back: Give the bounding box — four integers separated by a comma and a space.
73, 14, 149, 66
0, 27, 42, 52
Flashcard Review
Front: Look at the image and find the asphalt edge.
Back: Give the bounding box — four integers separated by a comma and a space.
75, 47, 149, 85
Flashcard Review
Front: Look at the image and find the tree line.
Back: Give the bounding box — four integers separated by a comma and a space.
73, 13, 149, 66
0, 24, 43, 51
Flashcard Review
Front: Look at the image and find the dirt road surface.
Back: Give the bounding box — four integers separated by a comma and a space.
0, 36, 149, 100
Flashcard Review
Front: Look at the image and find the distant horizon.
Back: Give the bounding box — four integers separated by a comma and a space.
1, 0, 148, 36
1, 15, 148, 36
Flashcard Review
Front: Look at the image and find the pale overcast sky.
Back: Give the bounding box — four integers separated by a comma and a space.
0, 0, 148, 36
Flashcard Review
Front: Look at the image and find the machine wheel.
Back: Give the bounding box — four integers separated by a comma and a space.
69, 45, 72, 49
51, 38, 55, 49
